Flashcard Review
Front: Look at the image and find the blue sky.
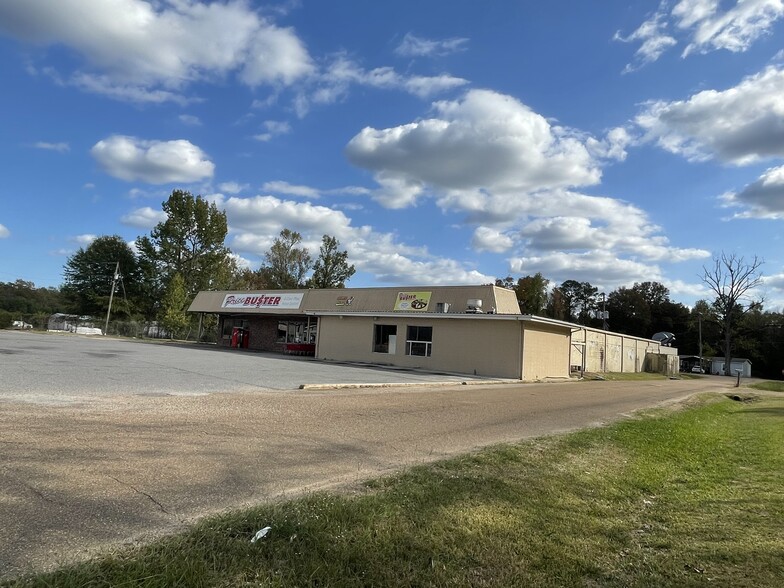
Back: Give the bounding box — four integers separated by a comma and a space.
1, 0, 783, 310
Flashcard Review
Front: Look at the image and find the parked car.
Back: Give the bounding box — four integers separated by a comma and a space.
691, 366, 705, 374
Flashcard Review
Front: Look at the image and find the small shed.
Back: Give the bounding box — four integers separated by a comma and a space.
708, 357, 752, 377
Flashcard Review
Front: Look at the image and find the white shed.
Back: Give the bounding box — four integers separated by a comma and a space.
708, 357, 752, 377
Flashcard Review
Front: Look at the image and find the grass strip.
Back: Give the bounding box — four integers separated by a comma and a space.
750, 381, 784, 392
7, 393, 784, 587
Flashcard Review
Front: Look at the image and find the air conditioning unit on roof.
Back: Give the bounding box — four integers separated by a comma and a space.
466, 298, 483, 313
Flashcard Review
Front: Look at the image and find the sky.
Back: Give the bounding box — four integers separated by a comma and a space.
1, 0, 783, 311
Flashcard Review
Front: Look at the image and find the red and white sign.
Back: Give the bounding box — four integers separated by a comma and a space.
221, 293, 304, 310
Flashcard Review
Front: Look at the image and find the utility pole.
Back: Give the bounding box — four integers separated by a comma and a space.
601, 293, 608, 330
698, 311, 703, 370
104, 261, 119, 336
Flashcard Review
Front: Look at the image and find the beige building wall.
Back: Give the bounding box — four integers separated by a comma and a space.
570, 328, 670, 374
316, 316, 525, 379
521, 324, 571, 380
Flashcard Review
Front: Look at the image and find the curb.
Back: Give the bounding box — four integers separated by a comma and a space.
299, 379, 518, 390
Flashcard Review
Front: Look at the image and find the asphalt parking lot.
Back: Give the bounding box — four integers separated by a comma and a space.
0, 330, 489, 404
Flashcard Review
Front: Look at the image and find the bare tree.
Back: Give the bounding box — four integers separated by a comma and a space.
701, 252, 763, 375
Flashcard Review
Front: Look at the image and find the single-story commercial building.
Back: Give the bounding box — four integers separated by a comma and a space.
188, 285, 678, 381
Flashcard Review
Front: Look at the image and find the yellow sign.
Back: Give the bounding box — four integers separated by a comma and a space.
394, 291, 431, 311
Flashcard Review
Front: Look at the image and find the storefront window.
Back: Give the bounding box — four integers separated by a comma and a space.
373, 324, 397, 353
277, 321, 317, 343
406, 325, 432, 357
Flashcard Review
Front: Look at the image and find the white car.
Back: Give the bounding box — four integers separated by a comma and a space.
691, 366, 705, 374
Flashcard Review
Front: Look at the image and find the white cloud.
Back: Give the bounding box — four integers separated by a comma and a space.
346, 89, 602, 205
210, 193, 493, 285
72, 234, 97, 246
296, 54, 468, 116
394, 32, 469, 58
70, 72, 194, 104
239, 21, 314, 86
121, 206, 167, 228
517, 212, 708, 262
586, 127, 633, 161
614, 7, 677, 73
217, 181, 249, 194
509, 251, 663, 292
402, 74, 471, 99
761, 272, 784, 310
91, 135, 215, 183
677, 0, 784, 56
763, 272, 784, 308
179, 114, 202, 126
616, 0, 784, 70
325, 185, 372, 197
253, 119, 291, 141
721, 164, 784, 218
472, 227, 514, 253
0, 223, 10, 238
665, 278, 710, 300
0, 0, 314, 102
33, 141, 70, 152
345, 89, 707, 283
261, 180, 320, 198
636, 66, 784, 164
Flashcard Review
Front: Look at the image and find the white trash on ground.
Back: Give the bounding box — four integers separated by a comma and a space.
250, 526, 272, 543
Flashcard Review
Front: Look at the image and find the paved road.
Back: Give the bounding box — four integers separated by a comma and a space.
0, 330, 736, 580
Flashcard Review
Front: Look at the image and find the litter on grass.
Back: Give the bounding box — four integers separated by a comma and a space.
251, 526, 272, 543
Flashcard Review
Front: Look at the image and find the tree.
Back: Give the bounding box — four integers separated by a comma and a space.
62, 235, 140, 318
701, 252, 764, 375
159, 273, 190, 339
231, 267, 269, 290
516, 273, 550, 315
606, 287, 651, 336
546, 287, 568, 321
309, 235, 355, 289
136, 190, 235, 307
261, 229, 312, 288
495, 276, 516, 290
559, 280, 599, 324
633, 281, 670, 307
0, 280, 64, 317
630, 281, 690, 338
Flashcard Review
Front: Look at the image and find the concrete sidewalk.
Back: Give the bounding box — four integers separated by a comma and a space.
0, 376, 732, 580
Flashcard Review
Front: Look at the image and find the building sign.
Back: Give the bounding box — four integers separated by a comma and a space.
221, 293, 304, 310
335, 295, 354, 307
394, 291, 432, 311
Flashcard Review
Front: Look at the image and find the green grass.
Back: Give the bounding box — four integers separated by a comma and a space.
6, 395, 784, 587
749, 380, 784, 392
